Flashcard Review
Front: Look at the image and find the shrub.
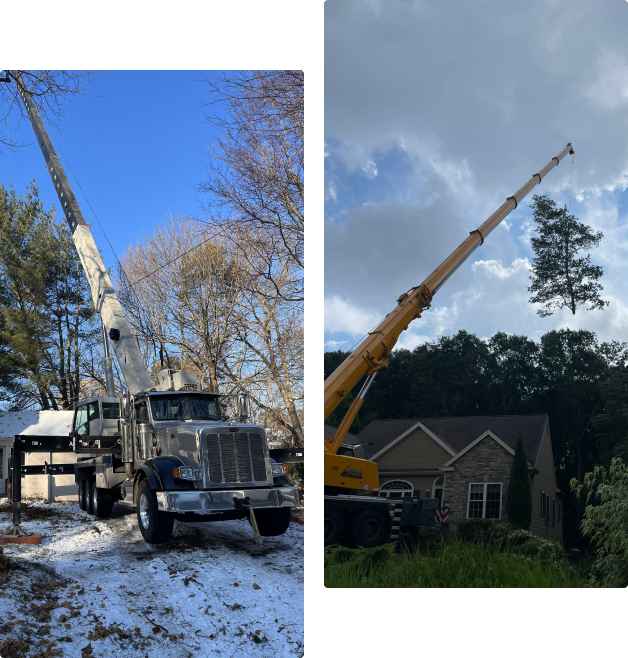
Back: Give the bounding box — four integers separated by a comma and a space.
571, 457, 628, 587
457, 519, 517, 545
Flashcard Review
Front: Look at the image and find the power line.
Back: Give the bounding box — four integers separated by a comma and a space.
49, 127, 215, 296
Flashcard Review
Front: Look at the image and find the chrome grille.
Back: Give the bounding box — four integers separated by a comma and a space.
205, 432, 268, 484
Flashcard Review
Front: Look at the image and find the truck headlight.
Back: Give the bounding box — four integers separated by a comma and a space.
271, 463, 286, 476
173, 466, 202, 480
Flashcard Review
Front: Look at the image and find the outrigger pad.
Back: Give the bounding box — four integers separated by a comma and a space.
0, 525, 41, 545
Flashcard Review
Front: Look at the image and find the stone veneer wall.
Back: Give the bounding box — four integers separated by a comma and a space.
444, 436, 514, 529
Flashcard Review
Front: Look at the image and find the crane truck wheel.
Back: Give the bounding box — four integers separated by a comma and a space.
351, 509, 390, 548
92, 482, 114, 519
249, 507, 291, 537
136, 479, 174, 545
78, 480, 87, 511
324, 507, 346, 546
85, 479, 95, 515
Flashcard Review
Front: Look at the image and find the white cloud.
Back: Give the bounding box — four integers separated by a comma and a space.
362, 160, 378, 179
324, 340, 349, 350
471, 258, 531, 280
326, 0, 628, 203
324, 295, 381, 337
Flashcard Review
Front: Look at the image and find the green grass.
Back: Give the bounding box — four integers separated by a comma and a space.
324, 541, 587, 588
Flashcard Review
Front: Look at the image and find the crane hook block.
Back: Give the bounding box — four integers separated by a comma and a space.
109, 328, 121, 341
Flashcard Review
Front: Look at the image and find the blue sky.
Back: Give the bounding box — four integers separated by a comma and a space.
325, 0, 628, 352
1, 70, 223, 272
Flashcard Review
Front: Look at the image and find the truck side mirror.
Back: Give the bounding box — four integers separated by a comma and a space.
120, 395, 131, 419
237, 392, 250, 421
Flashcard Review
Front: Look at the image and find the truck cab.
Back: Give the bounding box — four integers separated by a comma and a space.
73, 388, 299, 544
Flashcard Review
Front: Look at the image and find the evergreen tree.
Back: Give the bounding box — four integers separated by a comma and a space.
505, 434, 532, 530
528, 194, 608, 317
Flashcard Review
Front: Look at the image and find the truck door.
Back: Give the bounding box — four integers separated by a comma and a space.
74, 404, 89, 435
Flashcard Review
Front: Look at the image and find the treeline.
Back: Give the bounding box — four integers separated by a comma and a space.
325, 329, 628, 546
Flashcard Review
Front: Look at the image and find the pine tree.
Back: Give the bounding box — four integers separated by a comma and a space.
528, 194, 608, 317
505, 434, 532, 530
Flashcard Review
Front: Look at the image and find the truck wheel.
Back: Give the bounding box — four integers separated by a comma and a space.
351, 509, 390, 548
78, 480, 87, 511
250, 507, 291, 537
136, 479, 174, 545
324, 507, 346, 546
85, 479, 95, 515
92, 482, 114, 519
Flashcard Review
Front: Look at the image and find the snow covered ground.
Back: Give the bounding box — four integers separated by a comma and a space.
0, 499, 304, 657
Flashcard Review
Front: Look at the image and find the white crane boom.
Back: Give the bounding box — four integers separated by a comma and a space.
15, 78, 153, 394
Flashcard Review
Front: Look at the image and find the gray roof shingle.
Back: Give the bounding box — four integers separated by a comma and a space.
356, 414, 548, 464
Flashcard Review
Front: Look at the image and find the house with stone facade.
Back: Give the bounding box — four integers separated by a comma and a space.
352, 414, 563, 543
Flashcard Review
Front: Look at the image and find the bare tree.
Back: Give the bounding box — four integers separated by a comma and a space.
0, 70, 98, 152
225, 224, 304, 446
114, 217, 245, 392
197, 70, 304, 302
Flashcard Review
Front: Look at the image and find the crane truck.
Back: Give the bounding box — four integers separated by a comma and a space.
324, 143, 574, 547
9, 72, 299, 545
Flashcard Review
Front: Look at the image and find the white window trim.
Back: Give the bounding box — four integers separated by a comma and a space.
432, 476, 444, 501
466, 482, 502, 520
380, 479, 414, 498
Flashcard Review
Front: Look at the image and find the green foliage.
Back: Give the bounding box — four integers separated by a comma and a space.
0, 182, 98, 409
324, 541, 585, 588
571, 458, 628, 587
505, 434, 532, 529
325, 327, 625, 547
457, 519, 518, 545
528, 194, 607, 317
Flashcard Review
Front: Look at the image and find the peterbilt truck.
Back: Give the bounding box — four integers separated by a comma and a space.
11, 71, 300, 545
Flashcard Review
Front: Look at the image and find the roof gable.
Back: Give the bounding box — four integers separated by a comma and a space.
442, 429, 515, 467
357, 414, 547, 463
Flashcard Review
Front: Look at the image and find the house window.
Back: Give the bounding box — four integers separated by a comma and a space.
467, 483, 502, 519
380, 480, 413, 499
558, 502, 561, 523
432, 476, 444, 506
551, 498, 555, 527
541, 491, 546, 516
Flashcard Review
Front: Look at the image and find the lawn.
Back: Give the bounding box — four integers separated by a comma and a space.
324, 541, 588, 588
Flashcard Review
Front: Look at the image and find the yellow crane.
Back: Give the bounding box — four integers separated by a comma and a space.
324, 143, 574, 546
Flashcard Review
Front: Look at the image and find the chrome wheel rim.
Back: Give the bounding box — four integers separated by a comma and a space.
139, 493, 149, 528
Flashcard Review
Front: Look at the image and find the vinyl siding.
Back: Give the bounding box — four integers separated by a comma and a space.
376, 426, 451, 469
530, 420, 562, 544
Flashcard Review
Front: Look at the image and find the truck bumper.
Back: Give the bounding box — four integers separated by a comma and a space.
155, 486, 300, 514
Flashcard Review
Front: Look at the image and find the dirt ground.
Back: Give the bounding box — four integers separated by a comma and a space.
0, 499, 304, 658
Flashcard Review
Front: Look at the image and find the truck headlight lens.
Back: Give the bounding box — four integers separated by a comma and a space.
173, 466, 201, 480
271, 463, 286, 476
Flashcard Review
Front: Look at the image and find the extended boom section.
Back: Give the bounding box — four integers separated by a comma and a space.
15, 79, 153, 394
324, 143, 574, 430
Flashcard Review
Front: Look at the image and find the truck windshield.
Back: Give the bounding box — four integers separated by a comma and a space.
149, 395, 221, 421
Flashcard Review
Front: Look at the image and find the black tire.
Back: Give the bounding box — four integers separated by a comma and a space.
136, 479, 174, 545
324, 507, 346, 546
351, 509, 390, 548
250, 507, 291, 537
85, 479, 95, 515
92, 482, 114, 519
78, 480, 87, 511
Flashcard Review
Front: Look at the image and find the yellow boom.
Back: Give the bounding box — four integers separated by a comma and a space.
324, 144, 574, 484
